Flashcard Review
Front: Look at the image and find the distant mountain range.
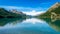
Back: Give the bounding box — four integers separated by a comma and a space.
0, 2, 60, 18
0, 8, 27, 18
37, 2, 60, 18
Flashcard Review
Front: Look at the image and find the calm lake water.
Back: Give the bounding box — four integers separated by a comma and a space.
0, 18, 60, 34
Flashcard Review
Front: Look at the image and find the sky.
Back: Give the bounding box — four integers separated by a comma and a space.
0, 0, 60, 16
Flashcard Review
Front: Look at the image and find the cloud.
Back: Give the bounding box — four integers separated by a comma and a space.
0, 6, 46, 16
0, 5, 47, 11
23, 10, 45, 16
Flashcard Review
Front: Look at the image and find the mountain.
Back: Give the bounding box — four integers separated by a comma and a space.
0, 8, 26, 18
37, 2, 60, 18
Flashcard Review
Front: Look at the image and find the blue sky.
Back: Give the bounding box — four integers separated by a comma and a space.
0, 0, 60, 16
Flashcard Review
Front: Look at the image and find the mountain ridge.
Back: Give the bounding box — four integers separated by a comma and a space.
0, 8, 27, 18
37, 2, 60, 18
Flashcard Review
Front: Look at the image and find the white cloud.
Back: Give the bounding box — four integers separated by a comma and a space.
0, 6, 47, 11
0, 6, 33, 10
0, 6, 46, 16
23, 10, 45, 16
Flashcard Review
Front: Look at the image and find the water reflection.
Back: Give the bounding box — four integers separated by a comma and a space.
0, 18, 60, 34
40, 18, 60, 31
0, 18, 26, 26
22, 18, 46, 24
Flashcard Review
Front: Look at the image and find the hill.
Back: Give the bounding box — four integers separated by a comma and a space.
37, 2, 60, 18
0, 8, 26, 18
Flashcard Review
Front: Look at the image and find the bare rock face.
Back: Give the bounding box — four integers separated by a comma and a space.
51, 2, 60, 9
48, 2, 60, 12
38, 2, 60, 18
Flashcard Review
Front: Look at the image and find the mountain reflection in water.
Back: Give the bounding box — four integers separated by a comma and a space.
0, 18, 60, 34
0, 18, 26, 26
40, 18, 60, 31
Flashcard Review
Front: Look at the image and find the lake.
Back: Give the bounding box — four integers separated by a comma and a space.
0, 18, 60, 34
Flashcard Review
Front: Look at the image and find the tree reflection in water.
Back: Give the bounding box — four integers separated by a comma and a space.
39, 18, 60, 32
0, 18, 26, 26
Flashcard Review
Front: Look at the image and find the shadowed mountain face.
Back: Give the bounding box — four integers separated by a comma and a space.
0, 8, 27, 18
37, 2, 60, 18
